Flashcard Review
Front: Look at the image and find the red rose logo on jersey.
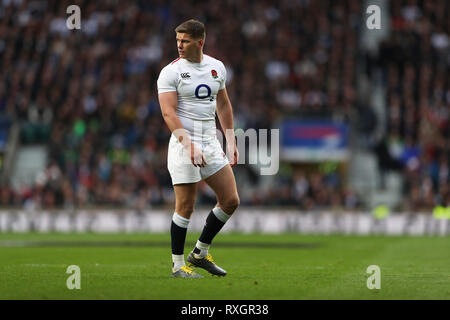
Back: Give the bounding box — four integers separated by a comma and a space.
211, 69, 218, 79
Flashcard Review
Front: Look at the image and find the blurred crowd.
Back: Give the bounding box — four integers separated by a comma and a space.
5, 0, 446, 212
374, 0, 450, 211
0, 0, 364, 210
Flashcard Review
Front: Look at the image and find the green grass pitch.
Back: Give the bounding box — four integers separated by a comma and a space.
0, 232, 449, 299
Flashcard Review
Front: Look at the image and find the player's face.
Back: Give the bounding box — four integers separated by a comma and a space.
176, 32, 202, 60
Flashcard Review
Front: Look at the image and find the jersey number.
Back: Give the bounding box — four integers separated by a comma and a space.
195, 84, 211, 99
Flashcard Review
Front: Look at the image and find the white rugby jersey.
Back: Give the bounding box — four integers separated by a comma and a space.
157, 54, 226, 120
157, 54, 227, 143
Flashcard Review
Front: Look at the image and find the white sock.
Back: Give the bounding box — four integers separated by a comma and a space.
212, 206, 231, 223
172, 212, 190, 228
194, 240, 210, 258
172, 254, 185, 271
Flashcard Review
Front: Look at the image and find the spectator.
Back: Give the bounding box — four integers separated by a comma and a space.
0, 0, 362, 209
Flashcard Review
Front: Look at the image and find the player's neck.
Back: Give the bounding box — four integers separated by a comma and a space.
186, 51, 203, 63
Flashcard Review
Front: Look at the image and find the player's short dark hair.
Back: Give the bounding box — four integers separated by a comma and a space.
175, 19, 205, 40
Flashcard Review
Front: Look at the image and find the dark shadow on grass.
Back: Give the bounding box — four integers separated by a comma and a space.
0, 240, 321, 249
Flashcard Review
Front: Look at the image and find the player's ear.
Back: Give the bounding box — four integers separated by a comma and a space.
198, 38, 204, 48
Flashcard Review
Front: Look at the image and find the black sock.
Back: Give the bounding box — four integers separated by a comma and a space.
198, 210, 226, 245
171, 221, 187, 255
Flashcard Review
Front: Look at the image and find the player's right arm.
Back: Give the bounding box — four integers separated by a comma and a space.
158, 91, 207, 168
158, 91, 190, 146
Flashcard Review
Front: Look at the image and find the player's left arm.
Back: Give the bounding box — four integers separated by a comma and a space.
216, 87, 238, 166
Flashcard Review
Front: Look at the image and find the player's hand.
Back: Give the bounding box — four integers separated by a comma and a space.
186, 142, 207, 167
227, 142, 239, 167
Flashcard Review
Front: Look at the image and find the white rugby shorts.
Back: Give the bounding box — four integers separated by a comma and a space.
167, 134, 229, 185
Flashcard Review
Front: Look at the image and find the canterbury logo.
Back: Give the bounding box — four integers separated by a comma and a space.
181, 72, 191, 79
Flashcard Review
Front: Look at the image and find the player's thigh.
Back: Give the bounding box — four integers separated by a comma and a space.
204, 164, 239, 209
174, 183, 198, 218
167, 134, 201, 185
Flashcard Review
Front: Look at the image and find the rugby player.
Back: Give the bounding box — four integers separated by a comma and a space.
157, 19, 239, 278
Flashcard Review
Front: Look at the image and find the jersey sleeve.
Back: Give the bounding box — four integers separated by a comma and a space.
219, 61, 227, 90
157, 66, 178, 94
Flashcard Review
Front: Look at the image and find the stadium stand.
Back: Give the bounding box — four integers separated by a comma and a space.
0, 0, 448, 212
370, 0, 450, 211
